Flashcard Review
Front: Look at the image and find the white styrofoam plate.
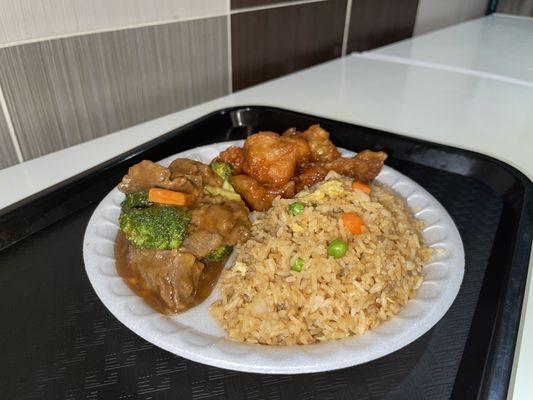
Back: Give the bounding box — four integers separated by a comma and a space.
83, 141, 464, 374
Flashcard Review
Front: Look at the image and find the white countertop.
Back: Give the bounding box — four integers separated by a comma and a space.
369, 14, 533, 86
0, 14, 531, 399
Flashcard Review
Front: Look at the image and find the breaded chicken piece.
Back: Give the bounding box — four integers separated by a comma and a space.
281, 128, 311, 164
242, 132, 299, 188
214, 146, 244, 175
294, 151, 388, 190
214, 125, 387, 208
326, 150, 387, 183
230, 175, 295, 211
294, 164, 329, 192
301, 124, 340, 163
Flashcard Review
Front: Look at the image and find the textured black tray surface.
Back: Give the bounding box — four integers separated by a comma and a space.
0, 107, 531, 400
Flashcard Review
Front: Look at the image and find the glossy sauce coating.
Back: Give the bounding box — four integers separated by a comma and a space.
115, 232, 225, 314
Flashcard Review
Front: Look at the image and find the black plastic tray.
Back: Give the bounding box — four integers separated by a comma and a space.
1, 107, 531, 400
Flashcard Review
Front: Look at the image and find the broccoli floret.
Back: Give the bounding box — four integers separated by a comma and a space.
121, 191, 151, 209
204, 185, 242, 201
206, 162, 241, 201
202, 245, 233, 263
210, 161, 233, 181
119, 205, 191, 249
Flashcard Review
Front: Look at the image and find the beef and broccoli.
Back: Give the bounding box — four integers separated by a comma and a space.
115, 158, 250, 314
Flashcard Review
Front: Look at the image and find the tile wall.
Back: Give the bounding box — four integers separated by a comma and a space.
496, 0, 533, 16
0, 0, 489, 169
231, 0, 347, 90
414, 0, 489, 35
347, 0, 420, 52
0, 17, 229, 160
0, 107, 18, 168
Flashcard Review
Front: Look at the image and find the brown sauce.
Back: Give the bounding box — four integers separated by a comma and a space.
115, 232, 226, 314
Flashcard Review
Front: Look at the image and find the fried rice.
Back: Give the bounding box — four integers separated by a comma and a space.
209, 172, 432, 345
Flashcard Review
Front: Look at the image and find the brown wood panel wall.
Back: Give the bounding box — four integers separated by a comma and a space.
231, 0, 347, 91
496, 0, 533, 16
347, 0, 419, 53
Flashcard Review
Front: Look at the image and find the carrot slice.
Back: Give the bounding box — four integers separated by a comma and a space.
148, 188, 192, 206
341, 212, 364, 234
351, 181, 371, 194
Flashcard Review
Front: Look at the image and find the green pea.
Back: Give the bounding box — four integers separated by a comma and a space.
288, 202, 305, 216
292, 257, 303, 272
328, 238, 347, 259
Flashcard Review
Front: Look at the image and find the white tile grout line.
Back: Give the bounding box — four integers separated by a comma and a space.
357, 52, 533, 89
493, 12, 533, 22
226, 0, 233, 94
0, 0, 329, 49
0, 82, 24, 162
341, 0, 353, 57
230, 0, 328, 15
